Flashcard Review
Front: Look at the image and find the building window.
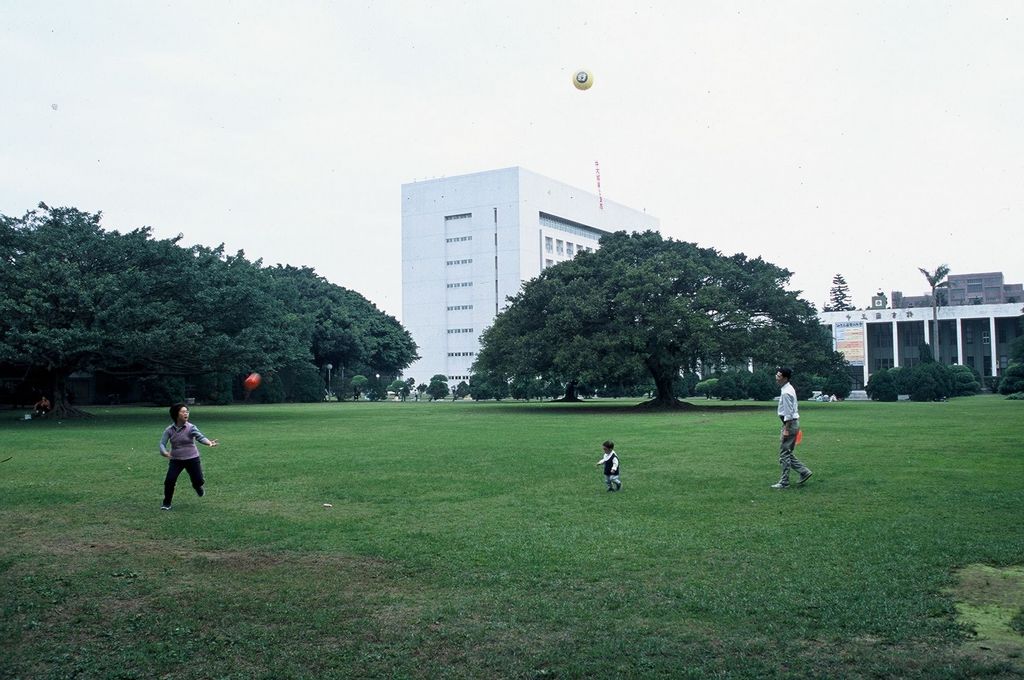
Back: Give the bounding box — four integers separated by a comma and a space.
446, 282, 473, 288
545, 237, 553, 253
447, 304, 473, 311
982, 330, 990, 344
556, 239, 564, 255
447, 328, 474, 334
445, 235, 472, 243
566, 242, 575, 257
544, 259, 553, 268
446, 258, 473, 266
965, 327, 974, 343
445, 213, 471, 221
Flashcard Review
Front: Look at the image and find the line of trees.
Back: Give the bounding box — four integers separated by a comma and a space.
0, 204, 417, 416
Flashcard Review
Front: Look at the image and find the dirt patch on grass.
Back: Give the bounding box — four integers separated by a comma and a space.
949, 564, 1024, 670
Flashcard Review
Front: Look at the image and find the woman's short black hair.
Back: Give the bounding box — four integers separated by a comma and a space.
169, 403, 187, 422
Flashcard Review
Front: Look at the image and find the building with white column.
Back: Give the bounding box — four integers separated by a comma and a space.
401, 167, 659, 384
819, 301, 1023, 388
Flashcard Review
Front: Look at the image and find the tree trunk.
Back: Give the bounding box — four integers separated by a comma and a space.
554, 379, 582, 402
49, 372, 92, 418
637, 366, 690, 409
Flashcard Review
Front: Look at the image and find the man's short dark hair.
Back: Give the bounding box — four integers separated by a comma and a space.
777, 367, 793, 380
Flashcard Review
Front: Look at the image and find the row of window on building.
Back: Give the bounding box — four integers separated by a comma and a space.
446, 282, 473, 288
544, 236, 594, 258
447, 328, 474, 334
447, 304, 473, 311
870, 327, 1004, 348
446, 258, 472, 266
447, 351, 475, 357
445, 235, 472, 243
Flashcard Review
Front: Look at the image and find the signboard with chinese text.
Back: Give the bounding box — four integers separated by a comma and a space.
834, 321, 865, 366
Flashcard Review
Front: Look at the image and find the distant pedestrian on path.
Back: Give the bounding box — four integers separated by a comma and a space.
596, 440, 622, 492
771, 367, 812, 489
158, 403, 218, 510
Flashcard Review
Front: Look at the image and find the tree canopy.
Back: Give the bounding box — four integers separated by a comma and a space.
474, 231, 844, 407
0, 204, 416, 414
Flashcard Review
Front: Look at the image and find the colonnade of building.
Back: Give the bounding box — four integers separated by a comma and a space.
819, 303, 1022, 388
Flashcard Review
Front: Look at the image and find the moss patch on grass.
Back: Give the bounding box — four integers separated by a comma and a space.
950, 564, 1024, 668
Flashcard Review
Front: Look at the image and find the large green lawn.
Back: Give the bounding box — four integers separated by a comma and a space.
2, 397, 1022, 678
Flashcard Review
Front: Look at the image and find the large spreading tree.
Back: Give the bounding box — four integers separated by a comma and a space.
474, 231, 842, 407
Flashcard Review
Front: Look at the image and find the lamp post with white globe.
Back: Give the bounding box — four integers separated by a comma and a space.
326, 363, 333, 400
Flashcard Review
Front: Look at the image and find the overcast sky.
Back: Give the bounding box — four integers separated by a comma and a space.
3, 1, 1021, 318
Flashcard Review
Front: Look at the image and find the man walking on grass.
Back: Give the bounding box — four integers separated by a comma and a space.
772, 367, 812, 489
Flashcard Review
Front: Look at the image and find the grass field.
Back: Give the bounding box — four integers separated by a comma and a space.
2, 396, 1023, 679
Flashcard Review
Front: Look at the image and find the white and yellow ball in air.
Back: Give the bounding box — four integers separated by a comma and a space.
572, 70, 593, 90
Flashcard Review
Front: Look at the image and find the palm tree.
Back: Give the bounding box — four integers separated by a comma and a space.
918, 265, 950, 362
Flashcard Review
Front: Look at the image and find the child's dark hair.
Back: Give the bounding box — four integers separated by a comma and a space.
602, 440, 614, 450
169, 403, 187, 422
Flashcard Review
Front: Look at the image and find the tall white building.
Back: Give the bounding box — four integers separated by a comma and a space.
401, 167, 659, 384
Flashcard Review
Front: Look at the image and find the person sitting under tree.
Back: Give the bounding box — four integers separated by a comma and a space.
33, 395, 51, 418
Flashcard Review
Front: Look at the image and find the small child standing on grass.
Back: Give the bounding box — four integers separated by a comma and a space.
595, 440, 622, 492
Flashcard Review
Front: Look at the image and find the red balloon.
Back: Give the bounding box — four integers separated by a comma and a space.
244, 373, 262, 391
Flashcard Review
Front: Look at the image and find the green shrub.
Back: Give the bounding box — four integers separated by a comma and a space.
949, 365, 981, 397
888, 366, 910, 396
716, 371, 750, 401
694, 378, 719, 398
822, 370, 853, 399
907, 362, 953, 401
747, 369, 778, 401
865, 369, 898, 401
998, 363, 1024, 395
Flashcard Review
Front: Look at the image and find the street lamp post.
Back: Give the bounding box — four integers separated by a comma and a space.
326, 363, 333, 399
